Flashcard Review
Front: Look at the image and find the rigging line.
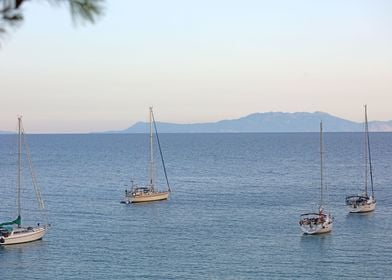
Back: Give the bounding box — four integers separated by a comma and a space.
149, 107, 154, 188
151, 110, 171, 192
363, 114, 368, 195
21, 122, 49, 226
17, 116, 22, 223
365, 105, 375, 198
320, 121, 324, 209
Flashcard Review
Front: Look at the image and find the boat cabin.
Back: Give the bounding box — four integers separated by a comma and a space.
130, 186, 154, 196
346, 195, 370, 206
299, 213, 327, 226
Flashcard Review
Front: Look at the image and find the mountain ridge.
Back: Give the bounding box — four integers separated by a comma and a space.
109, 111, 392, 133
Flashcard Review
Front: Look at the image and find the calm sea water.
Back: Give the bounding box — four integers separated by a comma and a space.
0, 133, 391, 279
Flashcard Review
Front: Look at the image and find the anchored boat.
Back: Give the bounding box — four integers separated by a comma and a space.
0, 116, 49, 245
122, 107, 171, 204
299, 121, 333, 235
345, 105, 376, 213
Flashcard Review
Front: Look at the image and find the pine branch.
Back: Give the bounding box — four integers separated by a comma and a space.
0, 0, 104, 46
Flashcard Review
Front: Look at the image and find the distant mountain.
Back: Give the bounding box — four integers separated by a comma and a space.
0, 131, 13, 134
106, 111, 392, 133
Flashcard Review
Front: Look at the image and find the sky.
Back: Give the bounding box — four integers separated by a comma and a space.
0, 0, 391, 133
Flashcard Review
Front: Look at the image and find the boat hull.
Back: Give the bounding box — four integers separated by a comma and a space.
123, 191, 170, 203
300, 222, 333, 235
0, 227, 46, 245
346, 196, 376, 213
347, 201, 376, 213
299, 213, 333, 235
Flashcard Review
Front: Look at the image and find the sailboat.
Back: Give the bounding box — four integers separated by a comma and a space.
345, 105, 376, 213
0, 116, 48, 245
299, 121, 333, 235
122, 107, 171, 203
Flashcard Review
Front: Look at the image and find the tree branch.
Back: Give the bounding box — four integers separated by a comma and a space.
0, 0, 104, 46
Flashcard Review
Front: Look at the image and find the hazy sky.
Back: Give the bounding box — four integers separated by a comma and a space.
1, 0, 391, 133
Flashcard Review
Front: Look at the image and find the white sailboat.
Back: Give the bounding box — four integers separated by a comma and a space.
122, 107, 171, 204
299, 121, 333, 235
0, 116, 48, 245
346, 105, 376, 213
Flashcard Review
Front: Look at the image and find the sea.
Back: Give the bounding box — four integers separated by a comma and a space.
0, 133, 391, 279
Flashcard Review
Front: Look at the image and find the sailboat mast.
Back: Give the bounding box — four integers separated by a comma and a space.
149, 107, 155, 189
320, 121, 324, 208
17, 116, 22, 224
364, 105, 368, 195
365, 105, 375, 197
